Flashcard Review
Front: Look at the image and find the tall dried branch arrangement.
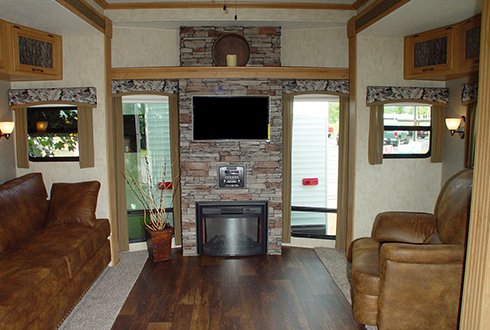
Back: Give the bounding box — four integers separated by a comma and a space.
124, 156, 171, 231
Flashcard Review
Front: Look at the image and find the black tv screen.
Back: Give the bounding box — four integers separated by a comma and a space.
192, 96, 270, 140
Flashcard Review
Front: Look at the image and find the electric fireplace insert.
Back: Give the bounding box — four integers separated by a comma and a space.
196, 201, 268, 256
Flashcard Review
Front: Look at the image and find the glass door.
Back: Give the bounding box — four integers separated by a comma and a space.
122, 95, 173, 243
291, 94, 339, 239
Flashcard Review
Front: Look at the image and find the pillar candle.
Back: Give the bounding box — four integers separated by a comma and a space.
226, 54, 237, 67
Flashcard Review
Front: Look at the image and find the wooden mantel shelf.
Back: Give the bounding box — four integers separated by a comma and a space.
111, 66, 349, 80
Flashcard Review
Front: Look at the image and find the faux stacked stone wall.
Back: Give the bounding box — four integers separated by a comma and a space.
180, 26, 281, 66
179, 79, 283, 256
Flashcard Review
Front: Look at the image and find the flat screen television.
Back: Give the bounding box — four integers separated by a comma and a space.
192, 95, 270, 141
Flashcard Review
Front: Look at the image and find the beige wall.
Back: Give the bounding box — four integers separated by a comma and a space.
11, 33, 109, 219
112, 26, 349, 69
0, 80, 15, 183
353, 34, 446, 238
442, 77, 470, 182
112, 27, 179, 67
282, 27, 348, 67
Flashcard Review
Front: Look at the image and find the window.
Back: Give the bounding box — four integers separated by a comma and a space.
27, 105, 79, 161
383, 104, 431, 158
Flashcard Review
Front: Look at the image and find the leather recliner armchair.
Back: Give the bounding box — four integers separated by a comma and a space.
348, 169, 472, 330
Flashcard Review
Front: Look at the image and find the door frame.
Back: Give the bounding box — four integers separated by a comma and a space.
111, 92, 181, 252
282, 92, 351, 252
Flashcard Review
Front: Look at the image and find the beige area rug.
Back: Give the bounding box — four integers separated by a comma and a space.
58, 250, 148, 330
314, 247, 378, 330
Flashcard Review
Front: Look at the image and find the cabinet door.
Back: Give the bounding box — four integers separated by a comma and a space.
404, 26, 454, 78
458, 14, 480, 73
11, 24, 62, 77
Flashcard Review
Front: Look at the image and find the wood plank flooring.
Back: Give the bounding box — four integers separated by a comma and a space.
112, 247, 363, 330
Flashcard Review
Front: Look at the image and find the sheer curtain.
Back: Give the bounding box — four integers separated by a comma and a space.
13, 107, 28, 168
465, 102, 478, 168
78, 105, 95, 168
368, 105, 383, 165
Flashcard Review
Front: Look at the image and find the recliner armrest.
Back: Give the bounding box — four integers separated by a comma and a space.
380, 242, 465, 265
372, 212, 437, 244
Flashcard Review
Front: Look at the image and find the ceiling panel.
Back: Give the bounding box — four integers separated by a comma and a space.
0, 0, 97, 36
361, 0, 482, 37
104, 0, 357, 3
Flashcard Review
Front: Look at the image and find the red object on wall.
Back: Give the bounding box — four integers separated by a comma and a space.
302, 178, 319, 186
158, 181, 173, 190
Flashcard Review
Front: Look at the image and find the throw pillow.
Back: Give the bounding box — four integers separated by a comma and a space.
48, 181, 100, 227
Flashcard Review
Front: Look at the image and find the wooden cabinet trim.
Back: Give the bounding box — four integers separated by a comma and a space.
404, 26, 454, 78
404, 14, 481, 80
457, 14, 481, 73
10, 23, 62, 77
0, 20, 63, 81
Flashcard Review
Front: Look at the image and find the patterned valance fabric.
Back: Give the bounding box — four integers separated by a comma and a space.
366, 86, 449, 105
112, 80, 178, 95
9, 87, 97, 107
462, 83, 478, 104
283, 80, 349, 95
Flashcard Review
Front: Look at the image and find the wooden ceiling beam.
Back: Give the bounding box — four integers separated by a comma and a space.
103, 1, 356, 11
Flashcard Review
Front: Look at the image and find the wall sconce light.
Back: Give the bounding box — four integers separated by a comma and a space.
445, 116, 465, 139
0, 121, 14, 140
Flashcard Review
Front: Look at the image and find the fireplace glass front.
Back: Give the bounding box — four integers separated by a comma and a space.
196, 201, 268, 256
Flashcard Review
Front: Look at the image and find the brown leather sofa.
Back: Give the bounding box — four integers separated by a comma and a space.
0, 173, 111, 329
349, 169, 472, 330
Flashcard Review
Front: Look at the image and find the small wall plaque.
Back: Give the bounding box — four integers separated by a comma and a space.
218, 165, 245, 188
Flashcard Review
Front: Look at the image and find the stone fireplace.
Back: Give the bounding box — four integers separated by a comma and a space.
178, 26, 284, 256
179, 78, 283, 256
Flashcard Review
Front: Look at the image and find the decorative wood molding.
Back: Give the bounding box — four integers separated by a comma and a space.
8, 87, 97, 108
354, 0, 410, 34
56, 0, 106, 33
93, 0, 108, 9
283, 79, 349, 95
462, 82, 478, 105
352, 0, 370, 10
366, 86, 450, 105
111, 66, 349, 80
105, 1, 355, 10
112, 79, 179, 95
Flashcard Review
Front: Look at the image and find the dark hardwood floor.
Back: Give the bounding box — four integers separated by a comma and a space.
112, 247, 363, 330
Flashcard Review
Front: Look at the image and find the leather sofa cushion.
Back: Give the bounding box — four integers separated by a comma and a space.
351, 237, 380, 296
0, 256, 68, 328
0, 173, 49, 257
48, 181, 101, 228
12, 219, 110, 279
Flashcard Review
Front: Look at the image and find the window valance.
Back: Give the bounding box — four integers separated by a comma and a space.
283, 80, 349, 95
462, 83, 478, 105
8, 87, 97, 108
112, 80, 178, 95
366, 86, 449, 106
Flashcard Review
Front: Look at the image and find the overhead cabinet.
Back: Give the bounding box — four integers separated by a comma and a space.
0, 20, 7, 72
457, 15, 481, 74
0, 19, 62, 81
404, 14, 480, 80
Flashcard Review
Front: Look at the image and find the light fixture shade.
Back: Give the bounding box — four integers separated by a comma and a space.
445, 118, 461, 130
0, 121, 15, 134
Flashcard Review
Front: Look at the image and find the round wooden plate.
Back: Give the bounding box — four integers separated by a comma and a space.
212, 33, 250, 66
